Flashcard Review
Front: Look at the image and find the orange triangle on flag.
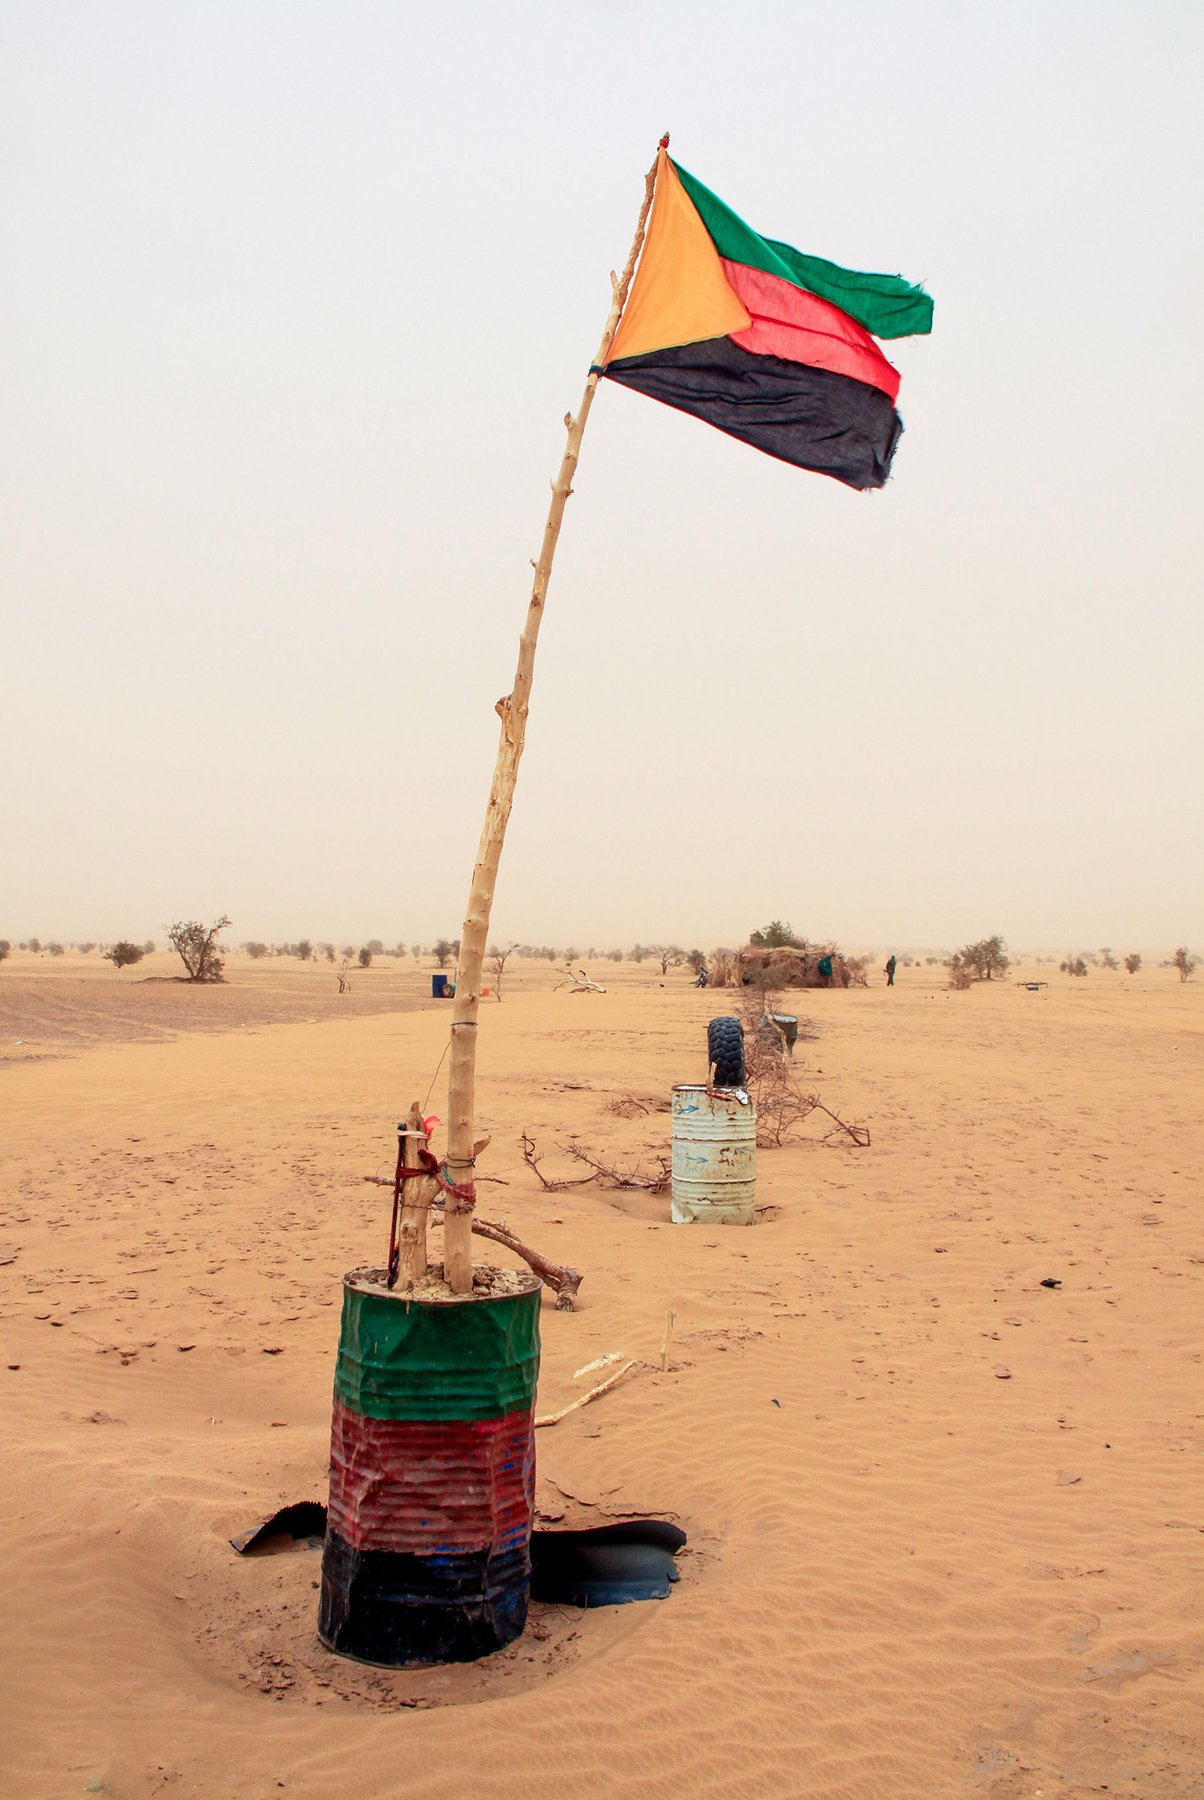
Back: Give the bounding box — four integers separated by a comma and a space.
606, 151, 750, 363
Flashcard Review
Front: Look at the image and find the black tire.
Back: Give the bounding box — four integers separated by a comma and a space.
707, 1015, 745, 1087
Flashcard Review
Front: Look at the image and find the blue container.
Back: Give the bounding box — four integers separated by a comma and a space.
432, 973, 448, 998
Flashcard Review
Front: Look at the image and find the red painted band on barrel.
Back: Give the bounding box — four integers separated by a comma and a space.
327, 1398, 535, 1555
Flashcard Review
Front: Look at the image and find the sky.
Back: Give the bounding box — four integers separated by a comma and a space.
3, 0, 1202, 953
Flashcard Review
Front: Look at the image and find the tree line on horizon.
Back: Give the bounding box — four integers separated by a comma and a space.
1, 922, 1199, 986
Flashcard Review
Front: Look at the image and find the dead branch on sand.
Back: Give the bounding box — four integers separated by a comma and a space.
535, 1359, 639, 1426
521, 1134, 671, 1194
554, 966, 607, 992
813, 1103, 872, 1148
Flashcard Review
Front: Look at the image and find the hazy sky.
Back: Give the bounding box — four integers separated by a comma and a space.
4, 0, 1202, 952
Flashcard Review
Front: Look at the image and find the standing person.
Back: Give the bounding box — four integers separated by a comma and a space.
885, 954, 897, 987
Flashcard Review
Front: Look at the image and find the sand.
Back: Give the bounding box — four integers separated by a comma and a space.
2, 951, 1201, 1798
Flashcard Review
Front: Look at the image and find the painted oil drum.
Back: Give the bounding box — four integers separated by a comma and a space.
670, 1083, 757, 1225
318, 1267, 542, 1665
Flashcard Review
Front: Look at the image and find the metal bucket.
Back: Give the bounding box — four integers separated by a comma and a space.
670, 1084, 756, 1225
766, 1012, 798, 1052
318, 1267, 541, 1665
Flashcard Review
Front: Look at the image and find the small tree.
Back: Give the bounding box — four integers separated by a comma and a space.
106, 941, 145, 970
486, 941, 518, 999
432, 938, 454, 969
28, 937, 42, 954
142, 941, 155, 955
1124, 953, 1142, 974
245, 942, 269, 960
166, 916, 230, 982
358, 946, 373, 968
946, 953, 973, 990
78, 942, 95, 953
295, 939, 314, 962
323, 943, 336, 963
686, 949, 706, 976
1099, 947, 1119, 970
48, 942, 65, 956
648, 944, 685, 975
957, 935, 1010, 981
629, 944, 647, 964
366, 939, 383, 957
749, 920, 806, 950
1059, 954, 1089, 978
1172, 946, 1199, 983
0, 940, 10, 967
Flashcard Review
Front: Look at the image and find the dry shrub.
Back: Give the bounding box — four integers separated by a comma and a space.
708, 949, 736, 988
737, 990, 820, 1147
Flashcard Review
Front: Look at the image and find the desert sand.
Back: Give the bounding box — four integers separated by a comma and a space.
2, 949, 1201, 1798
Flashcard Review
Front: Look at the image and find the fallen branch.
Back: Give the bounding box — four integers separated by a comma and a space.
535, 1359, 639, 1427
521, 1133, 670, 1194
520, 1134, 597, 1192
554, 966, 607, 992
557, 1142, 672, 1193
814, 1103, 871, 1147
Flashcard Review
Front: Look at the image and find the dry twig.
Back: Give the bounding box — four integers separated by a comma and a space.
535, 1359, 639, 1427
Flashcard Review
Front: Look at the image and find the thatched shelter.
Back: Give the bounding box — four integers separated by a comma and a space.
736, 945, 867, 989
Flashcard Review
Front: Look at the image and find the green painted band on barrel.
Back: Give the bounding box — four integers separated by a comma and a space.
333, 1273, 542, 1424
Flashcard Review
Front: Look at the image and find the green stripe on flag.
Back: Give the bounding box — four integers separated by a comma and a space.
672, 161, 933, 341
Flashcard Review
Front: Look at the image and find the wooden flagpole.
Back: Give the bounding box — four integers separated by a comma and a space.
440, 138, 667, 1293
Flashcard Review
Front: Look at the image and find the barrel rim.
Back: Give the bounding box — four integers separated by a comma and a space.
342, 1265, 542, 1307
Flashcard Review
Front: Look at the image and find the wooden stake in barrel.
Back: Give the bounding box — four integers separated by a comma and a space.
440, 138, 666, 1292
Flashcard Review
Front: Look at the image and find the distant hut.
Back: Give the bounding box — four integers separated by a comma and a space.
736, 944, 867, 989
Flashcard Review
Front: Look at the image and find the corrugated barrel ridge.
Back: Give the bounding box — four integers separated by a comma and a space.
327, 1401, 535, 1555
334, 1283, 540, 1422
318, 1531, 530, 1666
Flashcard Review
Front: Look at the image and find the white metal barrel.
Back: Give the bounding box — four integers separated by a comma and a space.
671, 1084, 756, 1225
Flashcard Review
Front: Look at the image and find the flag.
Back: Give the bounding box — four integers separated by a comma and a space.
599, 149, 932, 491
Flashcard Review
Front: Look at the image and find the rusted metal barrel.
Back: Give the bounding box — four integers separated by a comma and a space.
670, 1084, 756, 1225
318, 1267, 541, 1665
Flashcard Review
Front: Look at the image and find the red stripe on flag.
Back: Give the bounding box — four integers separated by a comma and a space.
722, 261, 900, 402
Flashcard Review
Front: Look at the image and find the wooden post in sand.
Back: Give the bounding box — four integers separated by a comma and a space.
440, 139, 665, 1292
395, 1100, 437, 1285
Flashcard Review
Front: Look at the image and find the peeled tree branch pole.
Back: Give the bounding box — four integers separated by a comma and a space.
440, 139, 666, 1292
